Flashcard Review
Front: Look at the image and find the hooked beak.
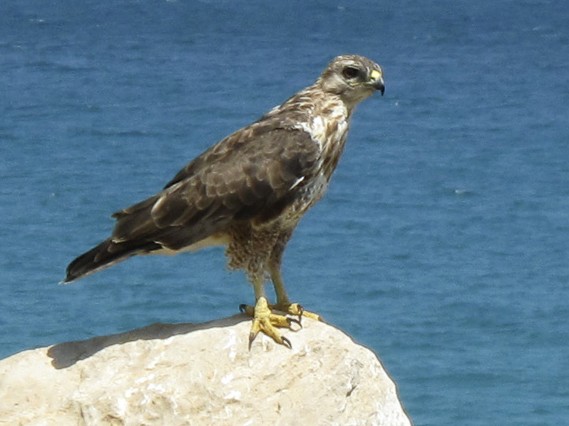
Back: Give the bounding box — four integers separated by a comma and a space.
368, 69, 385, 95
374, 78, 385, 96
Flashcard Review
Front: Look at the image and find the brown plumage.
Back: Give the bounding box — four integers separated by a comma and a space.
65, 54, 384, 346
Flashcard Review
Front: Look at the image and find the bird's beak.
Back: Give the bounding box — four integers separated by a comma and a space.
375, 78, 385, 96
369, 69, 385, 96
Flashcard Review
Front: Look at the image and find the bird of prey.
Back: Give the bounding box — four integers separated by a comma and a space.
65, 54, 385, 348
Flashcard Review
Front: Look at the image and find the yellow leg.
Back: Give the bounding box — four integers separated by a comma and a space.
269, 265, 323, 322
240, 277, 301, 349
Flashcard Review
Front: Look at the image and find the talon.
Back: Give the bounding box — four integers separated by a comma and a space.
287, 317, 302, 330
248, 332, 256, 351
297, 304, 304, 323
239, 304, 255, 316
281, 336, 292, 349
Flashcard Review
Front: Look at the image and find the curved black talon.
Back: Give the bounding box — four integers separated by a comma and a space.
297, 304, 305, 323
239, 304, 247, 313
282, 336, 292, 349
287, 316, 302, 331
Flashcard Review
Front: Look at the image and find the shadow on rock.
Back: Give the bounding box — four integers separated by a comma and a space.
47, 314, 249, 369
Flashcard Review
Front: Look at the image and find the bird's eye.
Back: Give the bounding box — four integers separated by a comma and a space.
342, 66, 360, 80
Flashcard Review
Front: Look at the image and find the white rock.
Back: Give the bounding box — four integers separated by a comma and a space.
0, 315, 411, 425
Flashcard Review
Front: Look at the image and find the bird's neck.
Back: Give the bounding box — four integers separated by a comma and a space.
261, 87, 353, 182
293, 87, 352, 181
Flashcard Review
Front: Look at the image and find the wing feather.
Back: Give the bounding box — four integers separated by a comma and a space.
110, 126, 320, 251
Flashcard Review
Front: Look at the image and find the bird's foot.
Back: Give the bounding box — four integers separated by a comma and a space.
270, 302, 323, 323
239, 298, 323, 349
239, 297, 302, 349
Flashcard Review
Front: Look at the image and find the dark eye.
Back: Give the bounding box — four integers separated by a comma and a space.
342, 66, 360, 80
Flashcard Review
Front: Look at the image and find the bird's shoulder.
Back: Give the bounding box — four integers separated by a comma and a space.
164, 100, 326, 190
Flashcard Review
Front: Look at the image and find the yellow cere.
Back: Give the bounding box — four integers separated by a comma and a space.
370, 70, 381, 81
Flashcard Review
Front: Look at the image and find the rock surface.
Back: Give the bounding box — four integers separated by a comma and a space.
0, 315, 411, 425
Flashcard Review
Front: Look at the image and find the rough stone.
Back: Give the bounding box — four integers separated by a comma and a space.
0, 315, 411, 425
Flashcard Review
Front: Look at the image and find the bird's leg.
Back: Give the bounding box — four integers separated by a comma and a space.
269, 265, 323, 322
267, 232, 322, 322
240, 275, 300, 349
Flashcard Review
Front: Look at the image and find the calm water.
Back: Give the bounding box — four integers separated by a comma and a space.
1, 1, 568, 424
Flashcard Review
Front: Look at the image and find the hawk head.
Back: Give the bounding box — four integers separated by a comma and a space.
317, 55, 385, 107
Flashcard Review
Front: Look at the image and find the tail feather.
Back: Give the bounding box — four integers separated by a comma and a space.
64, 239, 160, 283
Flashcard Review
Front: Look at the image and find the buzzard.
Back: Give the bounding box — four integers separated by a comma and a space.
65, 54, 385, 348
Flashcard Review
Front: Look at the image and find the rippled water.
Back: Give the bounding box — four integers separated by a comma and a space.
1, 1, 568, 424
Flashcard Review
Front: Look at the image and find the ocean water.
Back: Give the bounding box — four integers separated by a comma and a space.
1, 0, 568, 424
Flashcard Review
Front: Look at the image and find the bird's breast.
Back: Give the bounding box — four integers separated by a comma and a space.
294, 103, 349, 147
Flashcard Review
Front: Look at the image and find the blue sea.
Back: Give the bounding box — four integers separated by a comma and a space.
1, 0, 568, 424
